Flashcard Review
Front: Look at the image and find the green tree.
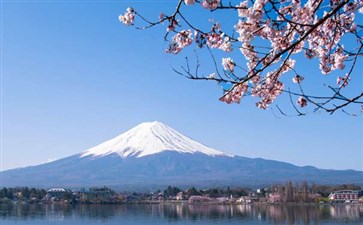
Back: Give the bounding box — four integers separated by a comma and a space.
164, 186, 181, 197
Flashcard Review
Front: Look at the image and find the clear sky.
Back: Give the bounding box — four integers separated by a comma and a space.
1, 0, 362, 171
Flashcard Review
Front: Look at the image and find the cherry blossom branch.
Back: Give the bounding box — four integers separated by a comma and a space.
326, 92, 363, 114
120, 0, 363, 115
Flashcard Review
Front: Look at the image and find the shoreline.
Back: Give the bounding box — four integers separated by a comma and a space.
3, 199, 363, 206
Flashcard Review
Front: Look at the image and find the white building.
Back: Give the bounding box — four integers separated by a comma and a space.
328, 190, 361, 203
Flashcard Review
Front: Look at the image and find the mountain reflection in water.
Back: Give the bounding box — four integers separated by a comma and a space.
0, 203, 362, 225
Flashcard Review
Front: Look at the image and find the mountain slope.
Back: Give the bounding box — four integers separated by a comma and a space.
1, 122, 362, 189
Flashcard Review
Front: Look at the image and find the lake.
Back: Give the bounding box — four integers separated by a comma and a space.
0, 203, 362, 225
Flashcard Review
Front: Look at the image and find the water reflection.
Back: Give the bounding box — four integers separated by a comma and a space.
0, 203, 362, 224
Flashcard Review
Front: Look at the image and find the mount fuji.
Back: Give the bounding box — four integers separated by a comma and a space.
80, 121, 233, 159
1, 121, 362, 189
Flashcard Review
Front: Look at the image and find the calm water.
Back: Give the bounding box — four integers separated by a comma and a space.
0, 203, 362, 225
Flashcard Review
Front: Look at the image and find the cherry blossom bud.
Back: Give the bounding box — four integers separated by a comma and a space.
292, 75, 304, 83
184, 0, 195, 5
297, 96, 307, 107
159, 13, 165, 21
336, 76, 342, 85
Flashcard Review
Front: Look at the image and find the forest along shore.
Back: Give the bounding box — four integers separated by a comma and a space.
1, 183, 363, 205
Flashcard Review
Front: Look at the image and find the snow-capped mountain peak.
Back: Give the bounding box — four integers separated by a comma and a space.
80, 121, 233, 158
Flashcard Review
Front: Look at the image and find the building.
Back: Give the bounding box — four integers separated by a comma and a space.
46, 188, 71, 200
237, 196, 259, 204
328, 190, 361, 203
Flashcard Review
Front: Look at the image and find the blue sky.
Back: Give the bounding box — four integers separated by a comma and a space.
1, 0, 362, 171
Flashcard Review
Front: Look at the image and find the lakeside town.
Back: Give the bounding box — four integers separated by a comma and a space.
1, 182, 362, 205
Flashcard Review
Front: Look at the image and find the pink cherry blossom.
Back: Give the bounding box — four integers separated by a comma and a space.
236, 1, 249, 17
219, 37, 233, 52
220, 83, 248, 104
337, 74, 351, 88
222, 57, 235, 72
281, 59, 296, 74
201, 0, 220, 10
332, 47, 348, 70
119, 7, 135, 26
166, 30, 193, 54
249, 74, 260, 85
206, 33, 223, 48
184, 0, 195, 5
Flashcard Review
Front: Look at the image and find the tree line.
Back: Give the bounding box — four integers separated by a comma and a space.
0, 187, 47, 201
0, 182, 361, 203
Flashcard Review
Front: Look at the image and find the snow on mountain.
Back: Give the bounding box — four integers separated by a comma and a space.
81, 121, 233, 158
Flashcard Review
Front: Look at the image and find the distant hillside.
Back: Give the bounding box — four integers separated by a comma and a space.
2, 122, 362, 190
